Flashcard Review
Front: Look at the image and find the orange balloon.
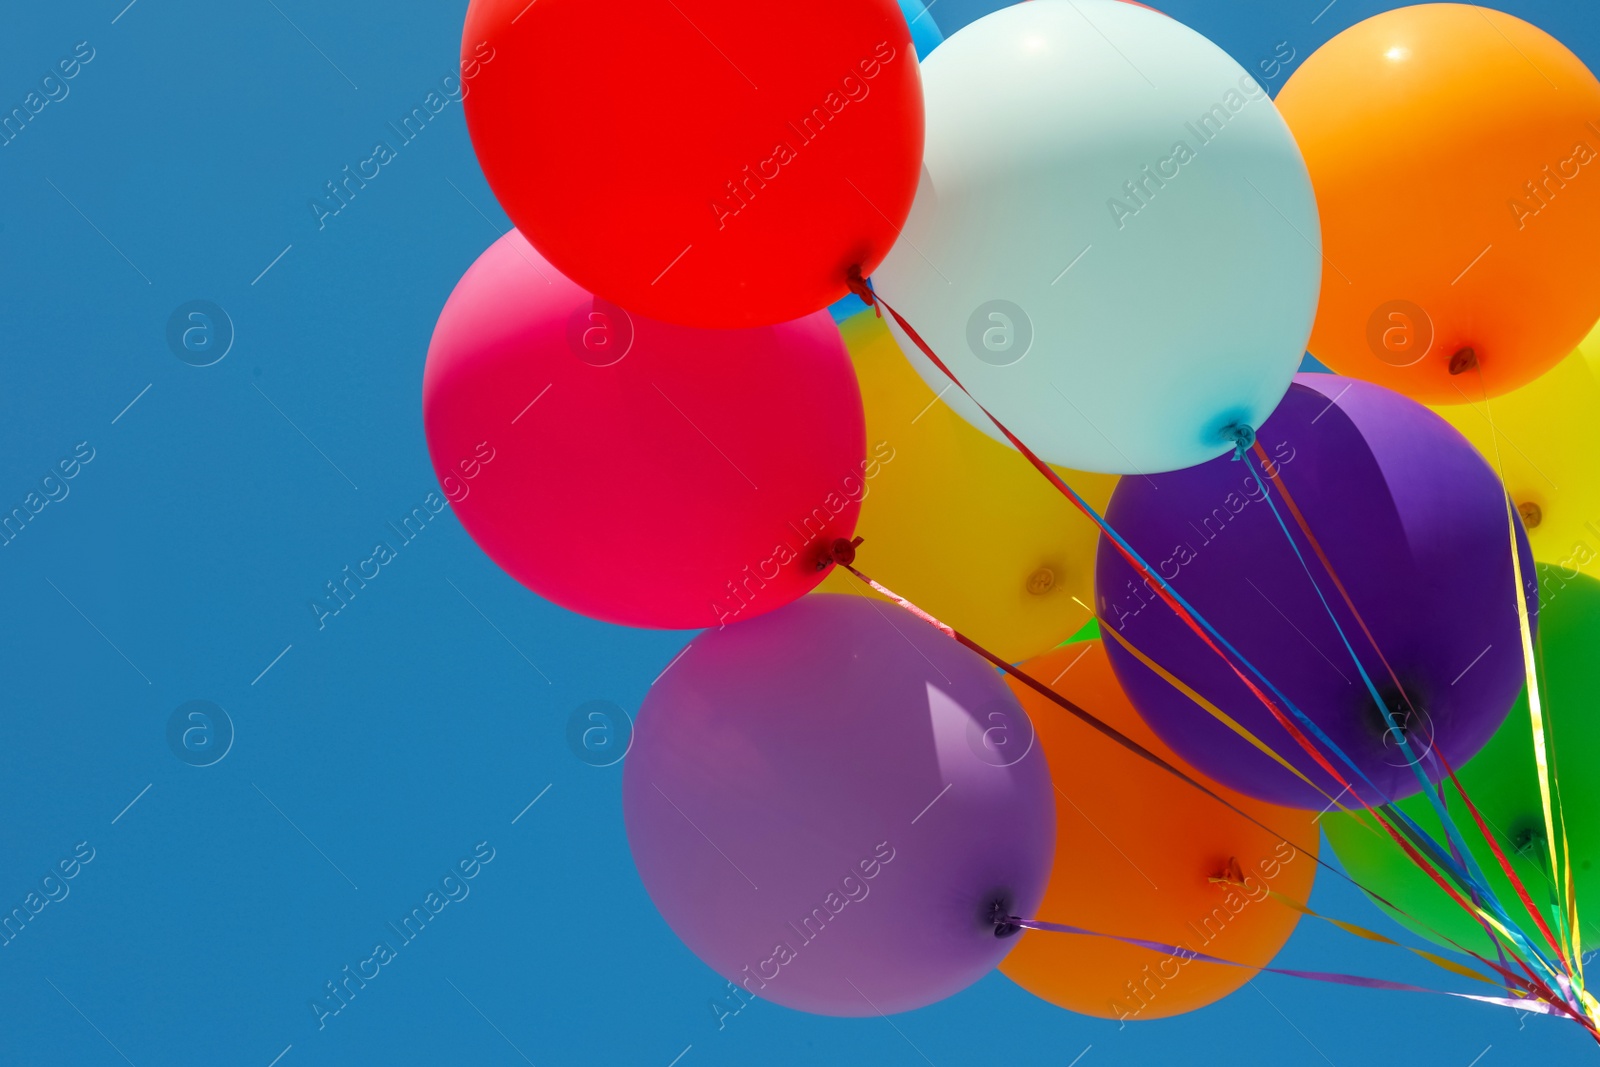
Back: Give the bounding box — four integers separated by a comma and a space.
998, 641, 1319, 1021
1277, 4, 1600, 402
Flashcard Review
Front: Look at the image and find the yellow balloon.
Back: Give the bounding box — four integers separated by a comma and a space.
1431, 318, 1600, 577
819, 310, 1116, 662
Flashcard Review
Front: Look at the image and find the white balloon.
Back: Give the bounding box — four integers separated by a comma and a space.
872, 0, 1321, 474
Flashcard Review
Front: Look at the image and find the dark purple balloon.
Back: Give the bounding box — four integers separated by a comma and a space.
623, 594, 1055, 1016
1095, 375, 1535, 809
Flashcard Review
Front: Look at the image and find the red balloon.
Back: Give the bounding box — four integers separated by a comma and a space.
423, 231, 868, 630
461, 0, 924, 330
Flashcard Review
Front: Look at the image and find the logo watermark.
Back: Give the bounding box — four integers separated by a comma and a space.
565, 700, 633, 768
965, 300, 1033, 367
1365, 299, 1433, 368
166, 300, 234, 367
166, 700, 234, 767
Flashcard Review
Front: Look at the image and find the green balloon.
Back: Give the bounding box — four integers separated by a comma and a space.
1324, 564, 1600, 958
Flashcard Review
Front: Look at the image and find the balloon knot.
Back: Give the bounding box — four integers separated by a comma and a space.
1208, 856, 1247, 888
1449, 347, 1478, 375
989, 908, 1022, 939
1221, 422, 1256, 460
1512, 825, 1548, 861
818, 536, 864, 571
845, 266, 881, 318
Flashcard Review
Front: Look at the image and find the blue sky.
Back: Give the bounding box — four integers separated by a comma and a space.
1, 1, 1595, 1064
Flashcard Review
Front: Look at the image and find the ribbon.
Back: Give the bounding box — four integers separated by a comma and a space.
833, 547, 1577, 1014
839, 271, 1597, 1030
1005, 915, 1576, 1021
1246, 438, 1572, 974
842, 272, 1372, 808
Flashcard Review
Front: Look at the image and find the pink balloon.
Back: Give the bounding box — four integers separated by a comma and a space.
424, 232, 867, 629
624, 594, 1056, 1016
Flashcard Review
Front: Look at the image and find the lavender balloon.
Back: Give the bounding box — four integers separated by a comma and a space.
1096, 375, 1535, 809
623, 594, 1055, 1016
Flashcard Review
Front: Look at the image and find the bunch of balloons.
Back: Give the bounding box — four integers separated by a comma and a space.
423, 0, 1600, 1038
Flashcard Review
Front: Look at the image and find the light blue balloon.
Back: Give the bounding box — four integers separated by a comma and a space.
872, 0, 1321, 475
